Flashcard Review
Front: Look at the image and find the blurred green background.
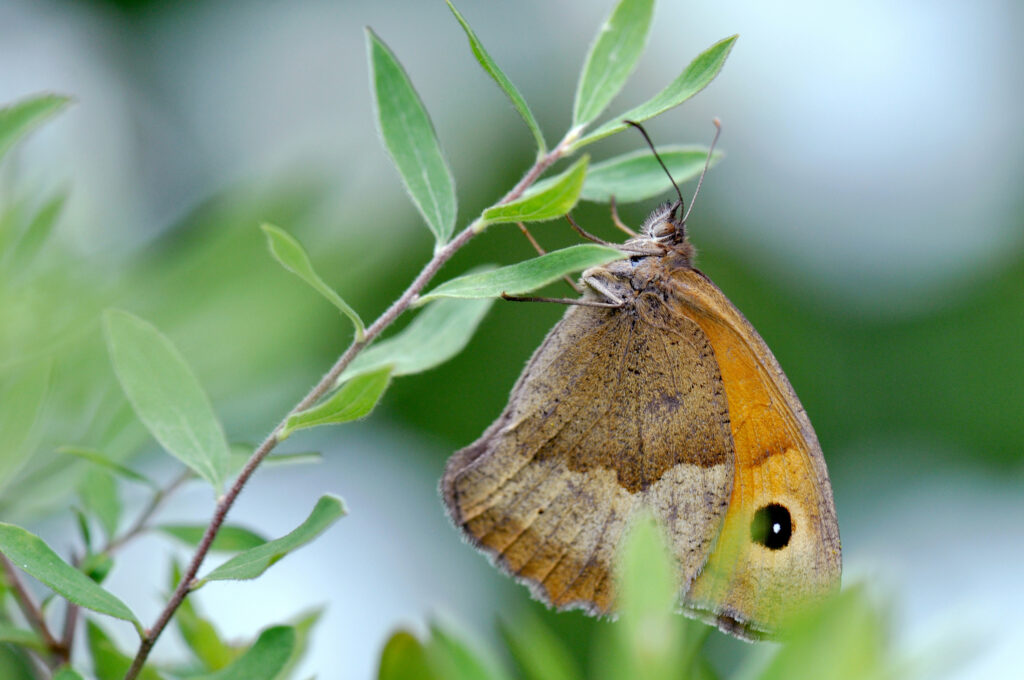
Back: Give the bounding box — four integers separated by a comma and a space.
1, 0, 1022, 677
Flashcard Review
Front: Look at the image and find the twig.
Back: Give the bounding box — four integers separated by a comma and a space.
121, 128, 579, 680
0, 554, 65, 666
104, 469, 192, 555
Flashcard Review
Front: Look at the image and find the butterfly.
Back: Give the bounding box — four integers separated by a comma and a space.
441, 124, 841, 640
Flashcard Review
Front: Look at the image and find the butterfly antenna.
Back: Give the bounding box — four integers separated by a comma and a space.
681, 118, 722, 224
624, 120, 685, 214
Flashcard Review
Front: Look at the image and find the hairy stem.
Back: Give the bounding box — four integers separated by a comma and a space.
122, 133, 573, 680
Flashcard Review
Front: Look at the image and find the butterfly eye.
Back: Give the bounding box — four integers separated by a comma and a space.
750, 503, 793, 550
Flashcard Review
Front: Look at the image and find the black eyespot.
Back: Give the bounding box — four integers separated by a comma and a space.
750, 503, 792, 550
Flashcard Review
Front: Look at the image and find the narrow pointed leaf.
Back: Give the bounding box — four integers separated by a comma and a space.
192, 626, 295, 680
575, 35, 737, 149
281, 366, 392, 439
379, 631, 438, 680
339, 293, 494, 384
0, 626, 46, 653
171, 561, 241, 670
228, 445, 322, 476
499, 613, 582, 680
0, 523, 137, 624
0, 360, 51, 490
261, 224, 365, 339
419, 245, 624, 303
103, 309, 230, 491
59, 447, 158, 489
86, 621, 162, 680
77, 468, 121, 540
10, 193, 65, 270
446, 1, 546, 154
425, 622, 510, 680
580, 147, 723, 203
480, 156, 588, 228
159, 525, 267, 553
202, 495, 345, 582
572, 0, 655, 127
0, 94, 70, 163
368, 29, 457, 244
275, 608, 323, 680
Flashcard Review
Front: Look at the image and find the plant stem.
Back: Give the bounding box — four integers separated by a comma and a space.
121, 132, 573, 680
0, 554, 65, 667
104, 469, 192, 555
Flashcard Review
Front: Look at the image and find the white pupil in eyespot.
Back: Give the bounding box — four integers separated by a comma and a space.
772, 522, 781, 534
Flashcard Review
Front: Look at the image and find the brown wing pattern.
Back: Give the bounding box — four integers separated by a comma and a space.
442, 293, 736, 613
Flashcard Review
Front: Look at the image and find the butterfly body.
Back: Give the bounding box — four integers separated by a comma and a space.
442, 202, 840, 640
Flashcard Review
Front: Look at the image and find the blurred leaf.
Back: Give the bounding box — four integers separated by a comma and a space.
275, 608, 323, 680
575, 35, 737, 149
480, 156, 588, 227
738, 585, 888, 680
425, 622, 510, 680
572, 0, 655, 127
159, 525, 268, 553
79, 552, 114, 584
339, 295, 494, 384
52, 669, 86, 680
72, 507, 93, 553
192, 626, 295, 680
446, 0, 546, 154
0, 360, 51, 491
280, 366, 392, 440
103, 309, 230, 491
202, 495, 345, 582
0, 625, 46, 652
172, 560, 241, 671
86, 620, 162, 680
260, 224, 365, 340
77, 468, 121, 541
418, 245, 624, 303
0, 646, 35, 680
499, 613, 582, 680
579, 147, 722, 203
7, 193, 65, 272
367, 28, 457, 245
59, 447, 158, 490
593, 514, 694, 680
378, 631, 438, 680
0, 523, 138, 626
0, 94, 70, 163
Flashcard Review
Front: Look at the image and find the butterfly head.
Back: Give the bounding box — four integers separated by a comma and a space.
638, 199, 696, 263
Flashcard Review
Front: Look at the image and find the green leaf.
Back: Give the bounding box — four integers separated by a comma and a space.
378, 631, 438, 680
339, 294, 494, 384
575, 35, 737, 149
59, 447, 158, 489
425, 622, 510, 680
86, 621, 162, 680
0, 625, 46, 653
103, 309, 230, 491
280, 366, 392, 440
192, 627, 295, 680
0, 94, 71, 163
275, 608, 323, 680
446, 1, 546, 154
8, 193, 65, 271
368, 28, 457, 245
572, 0, 655, 127
742, 585, 888, 680
418, 245, 624, 303
171, 561, 241, 671
580, 146, 723, 203
480, 156, 588, 228
0, 523, 138, 626
499, 613, 582, 680
0, 360, 51, 491
228, 445, 323, 476
202, 495, 345, 582
52, 669, 86, 680
159, 525, 268, 553
261, 224, 365, 340
77, 468, 121, 541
